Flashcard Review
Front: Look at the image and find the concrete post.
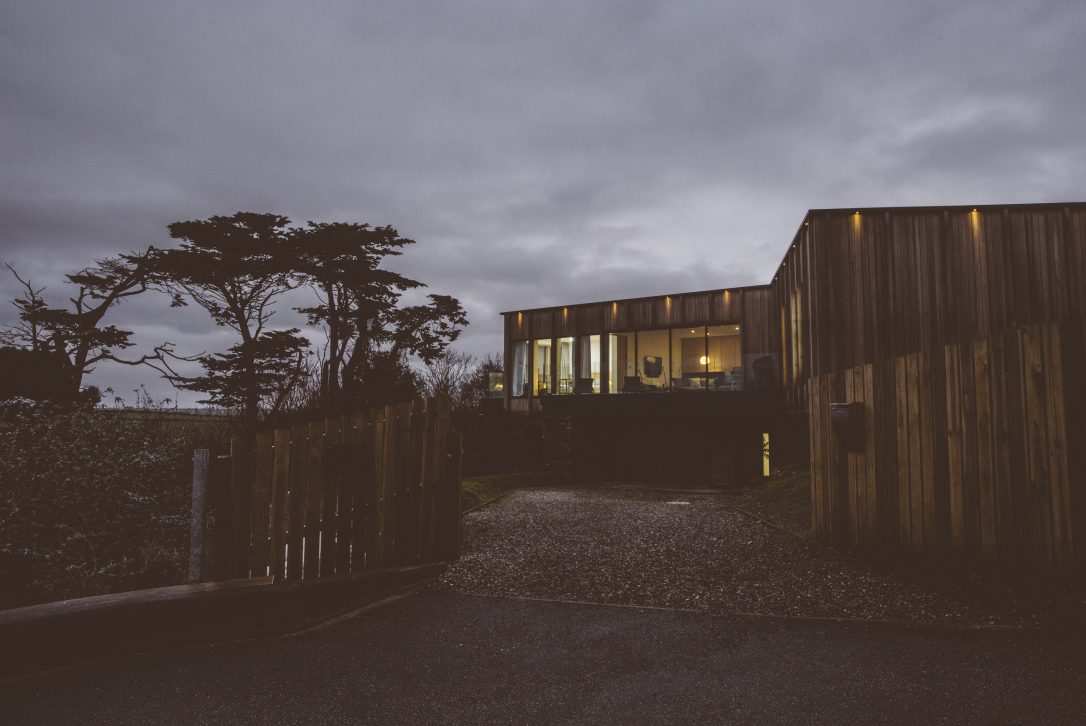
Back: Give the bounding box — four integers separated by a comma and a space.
188, 449, 210, 583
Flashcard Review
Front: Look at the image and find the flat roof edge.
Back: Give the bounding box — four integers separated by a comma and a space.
502, 201, 1086, 316
499, 282, 773, 316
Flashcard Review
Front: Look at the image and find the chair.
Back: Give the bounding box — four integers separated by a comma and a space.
573, 377, 594, 394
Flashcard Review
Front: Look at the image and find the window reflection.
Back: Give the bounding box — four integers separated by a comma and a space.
556, 337, 573, 394
511, 341, 529, 397
608, 332, 634, 392
532, 339, 551, 395
577, 334, 600, 393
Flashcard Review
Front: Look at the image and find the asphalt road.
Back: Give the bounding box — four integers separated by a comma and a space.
3, 486, 1085, 724
2, 589, 1085, 725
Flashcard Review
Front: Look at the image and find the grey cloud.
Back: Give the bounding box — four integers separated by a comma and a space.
2, 0, 1085, 404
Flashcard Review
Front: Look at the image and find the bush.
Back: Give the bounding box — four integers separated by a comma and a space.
0, 403, 232, 609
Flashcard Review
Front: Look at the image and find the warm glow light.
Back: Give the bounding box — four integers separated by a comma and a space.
762, 433, 771, 477
699, 355, 709, 365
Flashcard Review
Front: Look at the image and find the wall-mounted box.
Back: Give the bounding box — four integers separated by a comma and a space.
830, 402, 865, 453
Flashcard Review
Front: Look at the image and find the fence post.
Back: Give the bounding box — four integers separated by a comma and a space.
188, 449, 210, 583
444, 430, 464, 560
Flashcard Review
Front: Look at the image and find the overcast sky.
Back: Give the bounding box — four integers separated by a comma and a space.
2, 1, 1084, 406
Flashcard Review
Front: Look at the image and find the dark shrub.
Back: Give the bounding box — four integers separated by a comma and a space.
0, 402, 231, 609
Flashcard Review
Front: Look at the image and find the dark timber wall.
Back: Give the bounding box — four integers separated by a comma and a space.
771, 204, 1086, 406
810, 320, 1085, 580
790, 204, 1086, 578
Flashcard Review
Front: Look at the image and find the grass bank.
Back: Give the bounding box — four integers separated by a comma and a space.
733, 470, 812, 538
461, 471, 559, 512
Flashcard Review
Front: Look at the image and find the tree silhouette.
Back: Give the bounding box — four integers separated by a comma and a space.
0, 254, 158, 398
291, 221, 467, 412
148, 212, 309, 430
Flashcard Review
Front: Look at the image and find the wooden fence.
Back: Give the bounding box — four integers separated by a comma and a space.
810, 318, 1085, 580
204, 398, 462, 583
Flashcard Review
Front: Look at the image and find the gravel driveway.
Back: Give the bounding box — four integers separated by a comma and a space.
437, 486, 1039, 626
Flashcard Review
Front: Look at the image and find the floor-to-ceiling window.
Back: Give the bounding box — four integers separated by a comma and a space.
556, 337, 574, 394
603, 325, 743, 393
532, 339, 552, 395
511, 340, 529, 397
577, 334, 601, 392
636, 329, 669, 391
706, 324, 742, 390
671, 326, 708, 390
608, 332, 634, 392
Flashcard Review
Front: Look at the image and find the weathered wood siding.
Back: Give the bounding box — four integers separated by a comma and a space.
809, 318, 1085, 579
775, 204, 1086, 400
209, 398, 463, 582
796, 203, 1086, 576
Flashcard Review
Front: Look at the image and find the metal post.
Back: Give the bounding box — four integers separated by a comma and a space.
188, 449, 210, 583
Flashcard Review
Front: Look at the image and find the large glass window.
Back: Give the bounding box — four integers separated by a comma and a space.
577, 334, 600, 393
511, 341, 529, 397
608, 332, 634, 392
556, 337, 574, 394
672, 326, 708, 390
532, 339, 552, 395
636, 329, 669, 391
707, 324, 743, 390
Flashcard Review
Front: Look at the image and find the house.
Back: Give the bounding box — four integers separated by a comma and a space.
499, 202, 1086, 577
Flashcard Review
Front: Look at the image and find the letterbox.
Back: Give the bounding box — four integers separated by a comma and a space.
830, 402, 865, 453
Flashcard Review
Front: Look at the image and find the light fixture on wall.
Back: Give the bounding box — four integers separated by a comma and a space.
699, 355, 709, 365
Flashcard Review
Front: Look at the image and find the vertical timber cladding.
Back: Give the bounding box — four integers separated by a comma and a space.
800, 203, 1086, 578
215, 399, 461, 584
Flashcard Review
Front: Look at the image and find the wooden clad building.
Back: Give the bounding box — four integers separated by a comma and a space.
502, 284, 777, 413
501, 202, 1086, 577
